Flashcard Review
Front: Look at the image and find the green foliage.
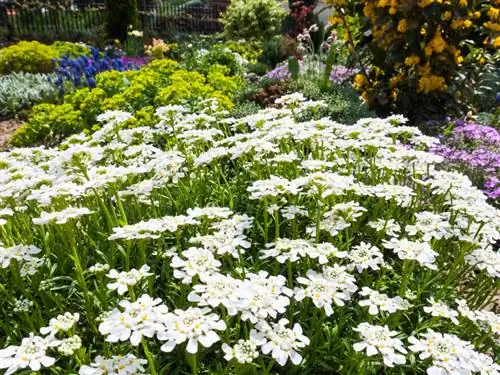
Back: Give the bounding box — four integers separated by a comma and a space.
220, 0, 287, 40
452, 49, 500, 114
10, 103, 83, 147
0, 41, 58, 74
105, 0, 139, 41
259, 35, 297, 68
288, 56, 300, 80
12, 60, 241, 147
50, 41, 91, 58
0, 73, 59, 117
229, 100, 262, 118
287, 77, 375, 124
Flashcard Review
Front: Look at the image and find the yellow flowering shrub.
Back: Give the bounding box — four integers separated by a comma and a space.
327, 0, 500, 119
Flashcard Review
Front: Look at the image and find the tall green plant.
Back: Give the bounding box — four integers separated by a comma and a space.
106, 0, 139, 41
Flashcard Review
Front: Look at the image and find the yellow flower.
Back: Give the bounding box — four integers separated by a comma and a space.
463, 19, 472, 28
417, 75, 447, 94
389, 6, 398, 14
473, 11, 481, 19
442, 11, 452, 21
459, 0, 467, 6
488, 7, 500, 21
390, 74, 404, 88
451, 19, 464, 29
424, 30, 446, 55
493, 36, 500, 48
420, 27, 427, 35
404, 55, 421, 65
484, 21, 500, 32
329, 16, 343, 25
397, 19, 408, 33
354, 74, 368, 88
390, 89, 399, 101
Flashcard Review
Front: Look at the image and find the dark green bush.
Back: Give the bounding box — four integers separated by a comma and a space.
287, 78, 375, 124
106, 0, 139, 41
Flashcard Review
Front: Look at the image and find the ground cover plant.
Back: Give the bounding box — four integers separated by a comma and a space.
429, 118, 500, 202
0, 73, 59, 117
0, 93, 498, 374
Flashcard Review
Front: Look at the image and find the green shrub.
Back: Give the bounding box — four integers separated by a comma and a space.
287, 77, 375, 124
0, 73, 59, 117
50, 41, 91, 58
220, 0, 287, 40
12, 59, 241, 147
0, 41, 58, 74
10, 103, 83, 147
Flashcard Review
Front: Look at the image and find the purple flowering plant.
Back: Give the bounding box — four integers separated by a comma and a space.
53, 47, 148, 95
430, 118, 500, 201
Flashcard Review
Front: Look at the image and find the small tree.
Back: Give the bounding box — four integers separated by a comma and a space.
106, 0, 139, 41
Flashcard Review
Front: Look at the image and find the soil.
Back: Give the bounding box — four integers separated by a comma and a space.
0, 117, 23, 150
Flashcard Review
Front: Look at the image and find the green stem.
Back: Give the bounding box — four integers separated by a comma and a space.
142, 338, 157, 375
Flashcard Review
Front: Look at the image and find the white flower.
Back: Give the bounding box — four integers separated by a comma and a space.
32, 207, 93, 225
171, 247, 221, 284
406, 211, 451, 241
465, 246, 500, 278
408, 329, 499, 375
294, 269, 350, 316
367, 218, 401, 237
99, 294, 168, 346
423, 297, 459, 325
187, 273, 242, 315
247, 175, 302, 200
383, 238, 438, 270
89, 263, 110, 274
261, 238, 313, 263
258, 319, 309, 366
320, 202, 367, 236
221, 330, 266, 364
20, 257, 45, 277
106, 265, 153, 295
321, 264, 358, 297
353, 323, 407, 367
0, 244, 41, 269
358, 287, 410, 315
347, 242, 385, 272
79, 354, 147, 375
40, 312, 80, 336
0, 334, 59, 375
280, 205, 308, 220
57, 335, 82, 356
236, 271, 292, 323
159, 307, 226, 354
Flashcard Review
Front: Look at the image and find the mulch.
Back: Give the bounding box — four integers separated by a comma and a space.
0, 117, 23, 150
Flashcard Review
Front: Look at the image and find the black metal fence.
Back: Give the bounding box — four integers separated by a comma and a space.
139, 1, 226, 35
0, 0, 227, 39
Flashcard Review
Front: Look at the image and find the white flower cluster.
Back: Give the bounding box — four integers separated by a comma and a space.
353, 323, 407, 367
409, 330, 500, 374
106, 265, 153, 295
0, 244, 41, 269
358, 287, 411, 315
0, 94, 499, 374
79, 354, 147, 375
